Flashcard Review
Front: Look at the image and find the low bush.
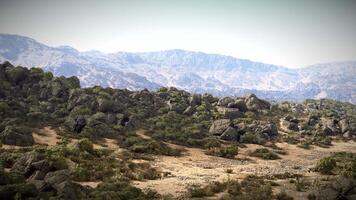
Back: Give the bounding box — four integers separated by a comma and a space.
206, 145, 238, 159
240, 132, 266, 145
249, 148, 280, 160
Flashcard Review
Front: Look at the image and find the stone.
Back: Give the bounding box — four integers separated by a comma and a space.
0, 125, 34, 146
244, 94, 271, 111
64, 115, 86, 133
217, 107, 243, 119
220, 127, 239, 141
217, 97, 234, 107
209, 119, 231, 135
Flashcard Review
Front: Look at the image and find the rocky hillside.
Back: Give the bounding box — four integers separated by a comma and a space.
0, 61, 356, 199
1, 34, 355, 103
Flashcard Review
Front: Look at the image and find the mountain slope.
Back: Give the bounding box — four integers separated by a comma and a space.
0, 33, 355, 103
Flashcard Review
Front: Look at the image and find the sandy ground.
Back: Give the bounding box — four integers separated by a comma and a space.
133, 131, 356, 199
2, 128, 356, 199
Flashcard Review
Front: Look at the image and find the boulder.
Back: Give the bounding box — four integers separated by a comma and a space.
260, 123, 278, 137
338, 119, 349, 133
64, 115, 86, 133
281, 120, 299, 132
244, 94, 270, 111
209, 119, 231, 135
189, 94, 201, 106
217, 107, 243, 119
0, 125, 34, 146
220, 127, 239, 141
10, 152, 46, 177
227, 99, 248, 112
183, 106, 195, 115
323, 118, 340, 134
44, 170, 81, 200
97, 98, 114, 113
217, 97, 234, 107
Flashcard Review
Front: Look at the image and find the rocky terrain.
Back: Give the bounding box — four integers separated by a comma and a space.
0, 61, 356, 200
1, 34, 355, 103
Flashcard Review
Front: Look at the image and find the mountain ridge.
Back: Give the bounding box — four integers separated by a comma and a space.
0, 33, 355, 103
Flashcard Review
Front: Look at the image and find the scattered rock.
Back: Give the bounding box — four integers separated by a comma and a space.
0, 125, 34, 146
209, 119, 231, 136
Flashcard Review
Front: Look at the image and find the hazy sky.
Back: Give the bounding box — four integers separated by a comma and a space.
1, 0, 356, 68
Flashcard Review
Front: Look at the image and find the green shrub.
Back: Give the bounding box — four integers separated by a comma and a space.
314, 157, 336, 175
240, 132, 266, 145
249, 148, 280, 160
276, 191, 294, 200
206, 145, 238, 159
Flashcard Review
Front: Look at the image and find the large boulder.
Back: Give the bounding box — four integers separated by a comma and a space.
244, 94, 271, 111
259, 123, 278, 137
0, 126, 34, 146
11, 152, 46, 177
281, 115, 299, 132
227, 99, 248, 112
322, 118, 340, 135
220, 127, 239, 141
338, 119, 349, 133
217, 97, 234, 107
217, 107, 243, 119
64, 115, 86, 133
44, 170, 83, 200
209, 119, 231, 136
189, 94, 202, 106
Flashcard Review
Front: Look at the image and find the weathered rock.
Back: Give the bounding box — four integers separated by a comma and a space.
220, 127, 239, 141
281, 120, 299, 132
227, 99, 248, 112
189, 94, 201, 106
338, 119, 349, 133
11, 152, 45, 177
260, 123, 278, 137
44, 170, 80, 200
217, 107, 243, 119
209, 119, 231, 135
0, 125, 34, 146
323, 118, 340, 134
244, 94, 271, 111
97, 98, 114, 112
183, 106, 195, 115
64, 115, 86, 133
217, 97, 234, 107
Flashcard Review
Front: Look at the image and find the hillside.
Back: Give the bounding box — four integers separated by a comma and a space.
1, 61, 356, 199
1, 34, 355, 103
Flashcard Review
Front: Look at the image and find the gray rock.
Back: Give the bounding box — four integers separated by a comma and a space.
209, 119, 231, 135
217, 107, 243, 119
227, 99, 248, 112
64, 115, 86, 133
244, 94, 271, 111
0, 125, 34, 146
220, 127, 239, 141
183, 106, 195, 115
189, 94, 201, 106
338, 119, 349, 133
217, 97, 234, 107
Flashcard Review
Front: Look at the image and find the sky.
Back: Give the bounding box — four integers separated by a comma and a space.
0, 0, 356, 68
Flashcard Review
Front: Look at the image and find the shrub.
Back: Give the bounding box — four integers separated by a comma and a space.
240, 132, 266, 144
206, 145, 238, 159
276, 191, 294, 200
314, 157, 336, 175
249, 148, 280, 160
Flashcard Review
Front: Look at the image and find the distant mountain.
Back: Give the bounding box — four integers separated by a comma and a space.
0, 33, 355, 103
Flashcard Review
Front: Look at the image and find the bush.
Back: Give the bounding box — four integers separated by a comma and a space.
240, 132, 266, 145
314, 157, 336, 175
276, 191, 294, 200
249, 148, 280, 160
206, 145, 238, 159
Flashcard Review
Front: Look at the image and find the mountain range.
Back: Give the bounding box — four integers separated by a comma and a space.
0, 33, 355, 103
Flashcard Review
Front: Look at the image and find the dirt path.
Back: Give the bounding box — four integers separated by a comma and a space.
133, 131, 356, 198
